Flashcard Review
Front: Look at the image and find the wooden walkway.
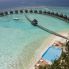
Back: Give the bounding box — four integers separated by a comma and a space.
25, 15, 69, 40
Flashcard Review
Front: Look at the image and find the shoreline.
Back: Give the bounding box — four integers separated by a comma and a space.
29, 31, 69, 69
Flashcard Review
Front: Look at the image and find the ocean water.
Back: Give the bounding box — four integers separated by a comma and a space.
0, 7, 69, 69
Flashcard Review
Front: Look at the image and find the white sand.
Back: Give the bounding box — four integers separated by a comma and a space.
29, 32, 69, 69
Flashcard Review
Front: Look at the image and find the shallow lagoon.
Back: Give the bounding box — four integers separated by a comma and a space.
0, 8, 69, 69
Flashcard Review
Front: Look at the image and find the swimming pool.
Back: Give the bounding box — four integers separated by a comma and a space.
42, 46, 62, 63
0, 7, 69, 69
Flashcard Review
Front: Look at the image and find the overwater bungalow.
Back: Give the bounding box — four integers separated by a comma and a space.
39, 10, 42, 14
63, 15, 67, 19
20, 10, 23, 13
15, 10, 18, 14
43, 11, 47, 14
67, 17, 69, 20
55, 12, 59, 16
10, 11, 13, 14
34, 10, 38, 13
29, 10, 33, 13
59, 13, 63, 18
25, 9, 28, 13
0, 12, 4, 16
50, 12, 54, 15
4, 11, 8, 15
47, 11, 50, 14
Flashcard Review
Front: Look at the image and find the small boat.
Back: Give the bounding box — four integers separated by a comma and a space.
13, 18, 19, 20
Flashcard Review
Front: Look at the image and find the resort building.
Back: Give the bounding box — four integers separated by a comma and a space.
35, 41, 64, 69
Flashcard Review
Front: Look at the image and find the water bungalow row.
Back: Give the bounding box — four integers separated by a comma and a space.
0, 9, 69, 22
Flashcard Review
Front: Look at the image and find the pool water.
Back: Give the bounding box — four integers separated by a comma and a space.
42, 46, 62, 63
0, 7, 69, 69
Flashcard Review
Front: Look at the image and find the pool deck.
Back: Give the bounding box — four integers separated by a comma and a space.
34, 32, 69, 69
35, 41, 63, 68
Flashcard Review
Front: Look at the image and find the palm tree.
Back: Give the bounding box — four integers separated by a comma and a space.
25, 9, 28, 13
10, 11, 13, 14
29, 10, 33, 13
39, 10, 42, 14
20, 10, 23, 13
0, 12, 4, 16
66, 41, 69, 51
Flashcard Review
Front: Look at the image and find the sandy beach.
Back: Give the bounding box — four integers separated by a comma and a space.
29, 32, 69, 69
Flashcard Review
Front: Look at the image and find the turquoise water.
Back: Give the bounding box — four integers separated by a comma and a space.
42, 46, 62, 63
0, 7, 69, 69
